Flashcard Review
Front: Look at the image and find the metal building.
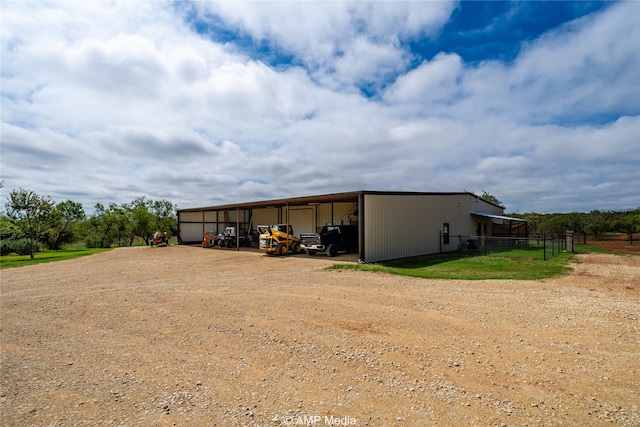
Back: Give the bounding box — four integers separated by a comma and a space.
177, 190, 524, 263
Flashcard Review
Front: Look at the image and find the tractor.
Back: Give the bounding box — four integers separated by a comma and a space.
258, 224, 302, 256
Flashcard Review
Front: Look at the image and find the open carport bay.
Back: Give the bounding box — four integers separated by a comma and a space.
1, 246, 639, 426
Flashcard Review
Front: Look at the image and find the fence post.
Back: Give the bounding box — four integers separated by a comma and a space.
544, 234, 547, 260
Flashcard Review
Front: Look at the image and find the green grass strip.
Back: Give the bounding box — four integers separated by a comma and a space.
0, 247, 113, 269
329, 244, 614, 280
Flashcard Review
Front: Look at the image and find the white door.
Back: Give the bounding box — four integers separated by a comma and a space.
287, 208, 314, 237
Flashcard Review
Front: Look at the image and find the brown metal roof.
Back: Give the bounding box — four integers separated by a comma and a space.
177, 190, 474, 213
177, 191, 361, 212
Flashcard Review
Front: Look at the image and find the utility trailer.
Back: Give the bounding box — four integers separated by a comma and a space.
152, 231, 169, 247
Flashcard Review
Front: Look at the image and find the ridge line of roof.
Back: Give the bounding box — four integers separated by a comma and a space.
178, 190, 478, 212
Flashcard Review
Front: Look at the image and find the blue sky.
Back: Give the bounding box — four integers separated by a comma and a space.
1, 1, 639, 214
414, 2, 610, 63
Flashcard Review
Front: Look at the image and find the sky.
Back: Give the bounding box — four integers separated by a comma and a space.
1, 1, 639, 215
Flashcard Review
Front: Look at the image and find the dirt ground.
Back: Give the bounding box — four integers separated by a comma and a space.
1, 246, 638, 427
591, 238, 640, 255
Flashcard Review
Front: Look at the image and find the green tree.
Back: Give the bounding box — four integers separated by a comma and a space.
613, 210, 640, 245
151, 199, 177, 237
83, 198, 177, 248
0, 213, 19, 255
84, 203, 126, 248
49, 200, 86, 250
5, 188, 55, 258
126, 197, 156, 246
107, 203, 130, 247
536, 214, 555, 236
519, 213, 542, 237
563, 212, 586, 234
481, 192, 503, 207
584, 210, 609, 240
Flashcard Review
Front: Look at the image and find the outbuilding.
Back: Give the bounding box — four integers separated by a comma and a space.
177, 190, 526, 263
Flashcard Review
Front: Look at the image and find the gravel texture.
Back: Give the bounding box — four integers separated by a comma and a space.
1, 246, 638, 426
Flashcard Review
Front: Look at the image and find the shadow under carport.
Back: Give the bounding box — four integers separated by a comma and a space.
201, 244, 360, 262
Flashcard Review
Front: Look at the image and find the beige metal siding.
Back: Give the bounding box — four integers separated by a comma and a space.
363, 194, 471, 263
179, 211, 202, 222
219, 210, 237, 223
203, 211, 217, 222
316, 204, 332, 231
180, 222, 204, 243
252, 208, 279, 227
465, 195, 505, 237
315, 202, 358, 230
333, 202, 358, 226
179, 210, 203, 243
465, 195, 503, 217
203, 223, 218, 234
287, 207, 314, 236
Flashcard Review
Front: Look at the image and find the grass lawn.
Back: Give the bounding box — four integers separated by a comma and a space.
329, 244, 616, 280
0, 247, 113, 269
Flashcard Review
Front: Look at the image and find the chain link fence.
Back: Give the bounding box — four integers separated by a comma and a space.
444, 234, 572, 260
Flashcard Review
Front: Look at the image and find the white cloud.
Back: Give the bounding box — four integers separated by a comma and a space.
194, 1, 456, 88
332, 35, 409, 89
383, 53, 463, 104
1, 1, 638, 215
476, 156, 537, 175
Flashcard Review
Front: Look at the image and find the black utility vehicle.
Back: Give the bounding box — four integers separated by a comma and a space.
299, 225, 358, 257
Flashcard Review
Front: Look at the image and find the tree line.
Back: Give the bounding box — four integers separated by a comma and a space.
1, 187, 638, 258
476, 192, 639, 243
1, 187, 177, 258
511, 209, 640, 244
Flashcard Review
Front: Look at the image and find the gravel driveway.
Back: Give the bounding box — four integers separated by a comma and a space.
1, 246, 638, 426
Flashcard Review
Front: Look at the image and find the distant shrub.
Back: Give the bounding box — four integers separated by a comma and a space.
0, 239, 37, 256
0, 239, 11, 256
